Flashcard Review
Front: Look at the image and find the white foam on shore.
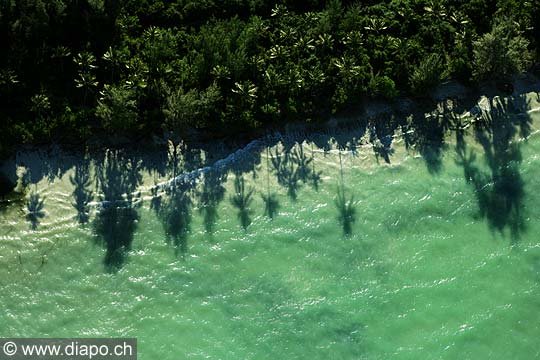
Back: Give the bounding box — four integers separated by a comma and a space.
94, 136, 277, 210
22, 89, 530, 212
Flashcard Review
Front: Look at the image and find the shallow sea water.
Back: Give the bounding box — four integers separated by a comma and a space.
1, 94, 540, 359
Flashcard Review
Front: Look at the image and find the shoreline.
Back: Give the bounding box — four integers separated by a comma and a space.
2, 74, 540, 201
2, 73, 540, 158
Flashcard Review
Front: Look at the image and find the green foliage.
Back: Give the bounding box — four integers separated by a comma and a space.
410, 54, 446, 96
30, 94, 51, 120
0, 0, 539, 156
74, 52, 99, 108
368, 75, 398, 99
163, 83, 221, 132
473, 17, 532, 80
96, 84, 138, 132
447, 35, 473, 83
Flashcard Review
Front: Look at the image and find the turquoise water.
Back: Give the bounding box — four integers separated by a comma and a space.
2, 95, 540, 359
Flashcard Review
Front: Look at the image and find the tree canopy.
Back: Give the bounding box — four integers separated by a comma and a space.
0, 0, 538, 158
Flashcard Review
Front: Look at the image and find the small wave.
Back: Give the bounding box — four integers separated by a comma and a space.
94, 136, 277, 209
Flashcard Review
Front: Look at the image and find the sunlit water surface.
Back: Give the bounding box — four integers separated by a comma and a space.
2, 94, 540, 359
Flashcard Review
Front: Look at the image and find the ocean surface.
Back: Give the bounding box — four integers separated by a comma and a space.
1, 93, 540, 359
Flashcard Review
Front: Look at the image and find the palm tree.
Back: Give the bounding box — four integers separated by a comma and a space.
333, 56, 361, 80
102, 46, 121, 81
303, 12, 320, 26
268, 44, 288, 61
211, 65, 231, 88
388, 37, 409, 60
0, 69, 19, 88
232, 81, 258, 102
278, 27, 298, 43
424, 1, 449, 22
96, 84, 138, 132
293, 36, 315, 56
316, 33, 334, 50
73, 52, 98, 108
264, 66, 285, 90
363, 18, 389, 35
30, 93, 50, 121
232, 80, 258, 122
341, 31, 364, 47
271, 4, 289, 18
51, 46, 71, 73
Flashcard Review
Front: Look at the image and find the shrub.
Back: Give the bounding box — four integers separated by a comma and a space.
96, 84, 138, 132
163, 82, 221, 132
472, 17, 532, 80
368, 75, 398, 99
409, 53, 446, 96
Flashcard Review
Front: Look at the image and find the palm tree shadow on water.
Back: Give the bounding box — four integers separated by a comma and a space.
368, 119, 396, 164
335, 184, 356, 237
405, 105, 454, 175
261, 147, 280, 219
294, 142, 324, 192
335, 151, 357, 237
93, 150, 142, 272
455, 95, 532, 246
70, 160, 93, 224
270, 139, 322, 201
309, 143, 323, 191
26, 191, 45, 230
230, 172, 254, 230
159, 181, 192, 258
271, 145, 300, 201
94, 203, 139, 271
197, 169, 227, 234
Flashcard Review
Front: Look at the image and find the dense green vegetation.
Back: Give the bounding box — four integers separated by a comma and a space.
0, 0, 538, 158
